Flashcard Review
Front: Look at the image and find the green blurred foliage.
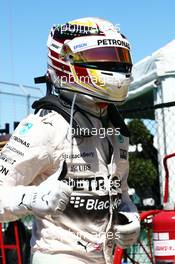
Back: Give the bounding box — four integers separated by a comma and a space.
128, 119, 151, 145
128, 154, 157, 193
127, 119, 157, 198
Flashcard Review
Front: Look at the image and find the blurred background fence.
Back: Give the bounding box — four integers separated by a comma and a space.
118, 101, 175, 210
0, 81, 44, 134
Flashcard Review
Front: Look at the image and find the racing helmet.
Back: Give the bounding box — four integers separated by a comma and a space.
47, 17, 133, 103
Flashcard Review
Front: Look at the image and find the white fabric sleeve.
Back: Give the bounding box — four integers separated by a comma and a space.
0, 110, 68, 222
119, 137, 138, 214
119, 191, 138, 213
3, 165, 72, 218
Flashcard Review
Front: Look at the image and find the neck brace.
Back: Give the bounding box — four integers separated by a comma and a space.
32, 94, 130, 137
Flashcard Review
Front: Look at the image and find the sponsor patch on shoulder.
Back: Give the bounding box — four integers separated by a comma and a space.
19, 123, 33, 135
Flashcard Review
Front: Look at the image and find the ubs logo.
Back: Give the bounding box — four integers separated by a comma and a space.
70, 164, 92, 172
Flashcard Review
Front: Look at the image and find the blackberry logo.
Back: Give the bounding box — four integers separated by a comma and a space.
69, 195, 121, 211
70, 196, 85, 208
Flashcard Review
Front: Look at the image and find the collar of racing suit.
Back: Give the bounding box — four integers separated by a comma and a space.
60, 91, 108, 118
60, 91, 130, 137
32, 92, 130, 137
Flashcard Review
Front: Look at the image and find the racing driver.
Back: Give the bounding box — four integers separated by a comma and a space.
0, 17, 140, 264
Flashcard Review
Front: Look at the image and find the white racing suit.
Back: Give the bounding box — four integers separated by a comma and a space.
0, 95, 137, 264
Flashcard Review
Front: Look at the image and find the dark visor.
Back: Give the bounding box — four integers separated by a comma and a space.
72, 47, 132, 64
71, 47, 132, 73
73, 62, 132, 73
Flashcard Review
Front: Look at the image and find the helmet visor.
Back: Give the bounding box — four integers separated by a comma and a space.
72, 47, 132, 64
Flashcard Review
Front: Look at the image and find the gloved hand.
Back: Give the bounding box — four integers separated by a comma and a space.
113, 212, 140, 249
6, 161, 72, 216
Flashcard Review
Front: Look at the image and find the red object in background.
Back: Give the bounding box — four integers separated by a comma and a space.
113, 153, 175, 264
113, 247, 124, 264
0, 222, 22, 264
153, 211, 175, 263
163, 153, 175, 203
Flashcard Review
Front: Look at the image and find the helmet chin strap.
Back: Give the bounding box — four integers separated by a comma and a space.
60, 90, 108, 118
